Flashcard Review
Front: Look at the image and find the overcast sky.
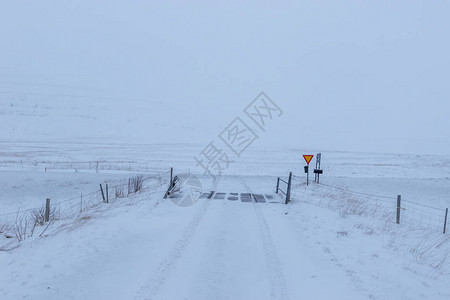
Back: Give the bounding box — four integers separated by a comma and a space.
1, 1, 449, 155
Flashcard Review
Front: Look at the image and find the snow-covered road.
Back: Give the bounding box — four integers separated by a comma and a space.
0, 175, 363, 299
130, 175, 360, 299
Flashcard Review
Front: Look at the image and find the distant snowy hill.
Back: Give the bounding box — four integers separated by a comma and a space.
1, 1, 450, 154
0, 85, 225, 144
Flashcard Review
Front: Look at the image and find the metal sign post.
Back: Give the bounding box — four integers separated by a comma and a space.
304, 165, 310, 185
313, 153, 323, 183
314, 168, 323, 183
302, 155, 314, 186
315, 153, 321, 182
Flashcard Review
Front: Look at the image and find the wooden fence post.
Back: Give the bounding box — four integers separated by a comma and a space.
276, 177, 280, 194
285, 172, 292, 204
396, 195, 401, 224
45, 198, 50, 222
444, 208, 448, 234
100, 184, 106, 202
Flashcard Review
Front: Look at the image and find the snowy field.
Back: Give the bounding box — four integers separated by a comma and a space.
1, 142, 450, 299
2, 1, 450, 299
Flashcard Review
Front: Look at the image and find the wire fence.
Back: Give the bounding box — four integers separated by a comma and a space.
400, 198, 447, 232
291, 177, 449, 234
0, 171, 171, 244
0, 159, 165, 174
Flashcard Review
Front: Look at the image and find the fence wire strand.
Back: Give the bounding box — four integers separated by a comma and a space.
402, 199, 446, 212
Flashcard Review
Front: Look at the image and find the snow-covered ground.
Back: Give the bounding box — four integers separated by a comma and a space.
1, 2, 450, 298
1, 142, 449, 299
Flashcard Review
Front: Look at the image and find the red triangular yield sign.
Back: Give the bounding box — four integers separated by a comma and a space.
303, 155, 314, 164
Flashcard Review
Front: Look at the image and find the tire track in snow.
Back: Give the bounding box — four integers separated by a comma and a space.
135, 198, 211, 300
253, 204, 291, 300
185, 201, 232, 300
239, 177, 290, 300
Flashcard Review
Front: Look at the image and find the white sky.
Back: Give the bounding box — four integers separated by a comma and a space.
1, 1, 449, 155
